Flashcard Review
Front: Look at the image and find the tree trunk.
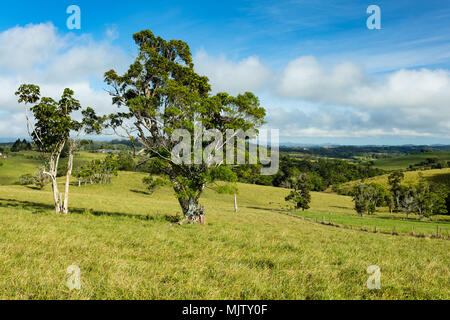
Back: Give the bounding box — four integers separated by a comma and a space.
178, 196, 204, 223
47, 154, 63, 214
51, 175, 61, 214
46, 142, 66, 214
234, 194, 238, 213
62, 144, 75, 214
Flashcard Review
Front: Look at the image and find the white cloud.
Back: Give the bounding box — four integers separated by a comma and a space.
271, 56, 450, 139
0, 23, 62, 72
0, 23, 448, 142
276, 56, 450, 114
0, 23, 128, 138
194, 49, 271, 95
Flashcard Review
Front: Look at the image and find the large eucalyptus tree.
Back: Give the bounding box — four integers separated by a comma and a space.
104, 30, 266, 222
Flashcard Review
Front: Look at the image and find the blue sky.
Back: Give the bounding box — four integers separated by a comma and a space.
0, 0, 449, 145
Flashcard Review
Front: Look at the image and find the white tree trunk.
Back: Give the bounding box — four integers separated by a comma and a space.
47, 142, 66, 214
62, 142, 75, 214
234, 194, 238, 213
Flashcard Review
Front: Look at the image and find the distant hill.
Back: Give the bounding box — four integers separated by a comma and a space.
336, 168, 450, 195
372, 151, 450, 170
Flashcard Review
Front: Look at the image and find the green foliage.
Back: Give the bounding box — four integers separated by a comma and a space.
33, 166, 51, 190
11, 139, 32, 152
352, 183, 387, 216
274, 156, 384, 192
285, 173, 312, 211
74, 154, 119, 185
412, 177, 448, 220
142, 176, 167, 194
387, 171, 405, 212
116, 152, 135, 171
16, 86, 80, 154
19, 174, 34, 186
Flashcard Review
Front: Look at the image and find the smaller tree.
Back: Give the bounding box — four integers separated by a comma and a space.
413, 179, 447, 220
352, 183, 385, 217
15, 84, 101, 214
143, 176, 167, 195
34, 166, 51, 190
19, 174, 35, 186
74, 154, 119, 186
388, 171, 405, 212
285, 173, 312, 211
401, 186, 415, 219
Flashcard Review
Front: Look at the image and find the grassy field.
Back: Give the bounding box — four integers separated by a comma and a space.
372, 151, 450, 170
0, 151, 105, 185
0, 153, 449, 299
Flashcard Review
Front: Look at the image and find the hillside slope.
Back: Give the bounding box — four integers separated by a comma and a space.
372, 152, 450, 170
337, 168, 450, 194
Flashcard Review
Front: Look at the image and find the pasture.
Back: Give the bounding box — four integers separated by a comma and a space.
0, 153, 449, 299
372, 151, 450, 170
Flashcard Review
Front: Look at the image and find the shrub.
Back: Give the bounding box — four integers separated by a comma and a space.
19, 174, 34, 186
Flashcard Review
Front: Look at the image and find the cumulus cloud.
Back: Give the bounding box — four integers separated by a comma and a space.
276, 56, 450, 113
272, 56, 450, 140
0, 23, 62, 72
0, 23, 128, 138
266, 105, 449, 140
194, 49, 271, 95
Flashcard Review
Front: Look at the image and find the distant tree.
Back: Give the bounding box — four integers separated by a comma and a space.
352, 183, 385, 217
401, 187, 415, 219
413, 178, 447, 220
445, 192, 450, 215
74, 154, 119, 186
116, 152, 135, 171
142, 176, 167, 195
388, 171, 405, 212
19, 174, 34, 186
11, 139, 32, 152
285, 173, 312, 211
15, 84, 101, 214
368, 183, 388, 207
34, 166, 51, 190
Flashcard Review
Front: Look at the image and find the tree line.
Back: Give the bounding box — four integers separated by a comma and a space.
352, 172, 448, 220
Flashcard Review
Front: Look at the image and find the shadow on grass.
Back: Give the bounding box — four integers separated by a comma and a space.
0, 198, 181, 223
246, 205, 290, 213
427, 172, 450, 186
330, 205, 352, 210
130, 189, 152, 196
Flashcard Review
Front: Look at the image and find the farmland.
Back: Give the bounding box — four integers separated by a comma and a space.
0, 153, 449, 299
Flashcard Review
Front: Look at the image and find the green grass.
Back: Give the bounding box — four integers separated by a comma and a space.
0, 154, 449, 299
0, 151, 105, 185
0, 153, 41, 185
0, 172, 449, 299
372, 151, 450, 170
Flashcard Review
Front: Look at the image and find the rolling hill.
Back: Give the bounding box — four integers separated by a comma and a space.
0, 154, 449, 299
